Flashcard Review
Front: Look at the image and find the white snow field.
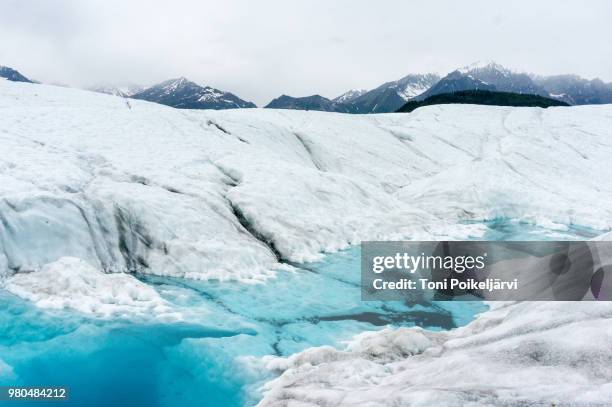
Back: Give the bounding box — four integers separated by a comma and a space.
1, 79, 612, 405
2, 79, 612, 282
0, 80, 498, 285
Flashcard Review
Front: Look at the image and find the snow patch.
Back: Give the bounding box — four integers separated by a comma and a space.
333, 89, 368, 103
4, 257, 177, 319
459, 60, 510, 75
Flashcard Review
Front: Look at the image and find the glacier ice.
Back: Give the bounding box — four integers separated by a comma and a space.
258, 300, 612, 406
5, 257, 177, 319
2, 80, 612, 281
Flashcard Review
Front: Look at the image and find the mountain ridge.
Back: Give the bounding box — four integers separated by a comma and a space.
264, 94, 353, 112
348, 73, 441, 113
0, 66, 34, 83
3, 62, 612, 112
131, 77, 256, 110
88, 84, 145, 98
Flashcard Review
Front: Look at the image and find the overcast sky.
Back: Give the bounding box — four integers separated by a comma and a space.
1, 0, 611, 105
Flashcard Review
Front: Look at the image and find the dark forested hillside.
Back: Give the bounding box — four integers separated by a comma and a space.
398, 90, 569, 113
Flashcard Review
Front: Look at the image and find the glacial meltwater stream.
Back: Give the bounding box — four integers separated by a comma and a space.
0, 220, 601, 407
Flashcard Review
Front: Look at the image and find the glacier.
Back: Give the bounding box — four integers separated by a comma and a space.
2, 79, 612, 280
1, 79, 612, 406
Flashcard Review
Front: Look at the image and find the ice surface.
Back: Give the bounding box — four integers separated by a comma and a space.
2, 80, 611, 282
5, 257, 177, 319
258, 301, 612, 406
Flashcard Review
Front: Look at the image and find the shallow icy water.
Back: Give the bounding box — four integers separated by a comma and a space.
0, 220, 601, 407
478, 218, 601, 241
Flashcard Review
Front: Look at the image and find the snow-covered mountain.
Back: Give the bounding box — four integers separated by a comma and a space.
88, 84, 145, 98
265, 63, 612, 113
413, 62, 612, 106
272, 74, 440, 114
0, 65, 33, 83
348, 73, 440, 113
459, 61, 548, 95
332, 89, 368, 104
131, 77, 256, 109
264, 94, 353, 112
413, 62, 548, 102
534, 74, 612, 105
413, 70, 496, 101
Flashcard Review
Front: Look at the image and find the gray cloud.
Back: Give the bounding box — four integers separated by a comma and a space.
1, 0, 611, 105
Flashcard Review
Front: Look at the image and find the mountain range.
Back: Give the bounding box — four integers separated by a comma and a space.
532, 74, 612, 105
269, 62, 612, 112
130, 77, 256, 109
264, 94, 353, 112
2, 62, 612, 113
347, 73, 441, 113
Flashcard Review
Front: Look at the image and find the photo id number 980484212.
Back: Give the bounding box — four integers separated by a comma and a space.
0, 387, 69, 401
